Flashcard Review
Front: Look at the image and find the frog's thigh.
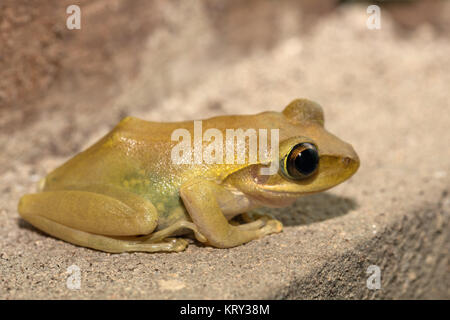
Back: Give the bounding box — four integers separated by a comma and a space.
180, 179, 283, 249
19, 189, 157, 236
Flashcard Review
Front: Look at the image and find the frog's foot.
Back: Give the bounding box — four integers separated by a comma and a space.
236, 216, 282, 233
240, 211, 275, 224
125, 237, 188, 253
230, 211, 280, 232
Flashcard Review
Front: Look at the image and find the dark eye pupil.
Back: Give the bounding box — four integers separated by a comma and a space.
285, 142, 319, 179
294, 146, 319, 176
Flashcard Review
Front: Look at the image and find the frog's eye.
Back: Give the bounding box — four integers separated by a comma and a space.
283, 142, 319, 180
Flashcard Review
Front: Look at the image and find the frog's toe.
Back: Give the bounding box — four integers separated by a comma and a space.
122, 237, 188, 253
163, 237, 189, 252
259, 219, 283, 236
237, 212, 279, 231
235, 216, 283, 236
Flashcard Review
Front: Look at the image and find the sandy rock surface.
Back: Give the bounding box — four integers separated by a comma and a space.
0, 1, 449, 299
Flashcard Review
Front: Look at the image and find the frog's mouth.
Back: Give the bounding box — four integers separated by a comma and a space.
246, 155, 359, 206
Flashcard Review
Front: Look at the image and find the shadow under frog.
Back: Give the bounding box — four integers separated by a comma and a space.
253, 192, 358, 227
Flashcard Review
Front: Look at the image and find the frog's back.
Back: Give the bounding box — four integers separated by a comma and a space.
42, 111, 297, 194
42, 117, 185, 191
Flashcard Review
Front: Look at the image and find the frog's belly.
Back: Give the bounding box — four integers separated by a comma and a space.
153, 199, 190, 231
152, 189, 257, 233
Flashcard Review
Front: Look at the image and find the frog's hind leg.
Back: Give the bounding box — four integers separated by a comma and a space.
20, 214, 188, 253
18, 185, 187, 253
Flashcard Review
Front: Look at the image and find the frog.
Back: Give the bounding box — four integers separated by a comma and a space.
18, 99, 359, 253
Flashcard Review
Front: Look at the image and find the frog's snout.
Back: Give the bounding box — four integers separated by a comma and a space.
342, 157, 352, 167
340, 145, 360, 177
342, 149, 359, 167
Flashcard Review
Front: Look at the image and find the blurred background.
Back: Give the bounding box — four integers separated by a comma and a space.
1, 0, 449, 146
0, 0, 448, 299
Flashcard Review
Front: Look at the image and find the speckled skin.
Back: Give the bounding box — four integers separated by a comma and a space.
18, 99, 359, 253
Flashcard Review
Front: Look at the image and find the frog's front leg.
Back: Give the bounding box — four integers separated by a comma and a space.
18, 184, 188, 253
180, 179, 283, 249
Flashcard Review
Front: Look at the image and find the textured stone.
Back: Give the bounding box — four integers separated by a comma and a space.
0, 1, 448, 299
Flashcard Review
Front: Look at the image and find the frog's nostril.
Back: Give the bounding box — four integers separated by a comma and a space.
342, 157, 352, 167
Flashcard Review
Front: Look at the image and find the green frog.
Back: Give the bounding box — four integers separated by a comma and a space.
18, 99, 359, 253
